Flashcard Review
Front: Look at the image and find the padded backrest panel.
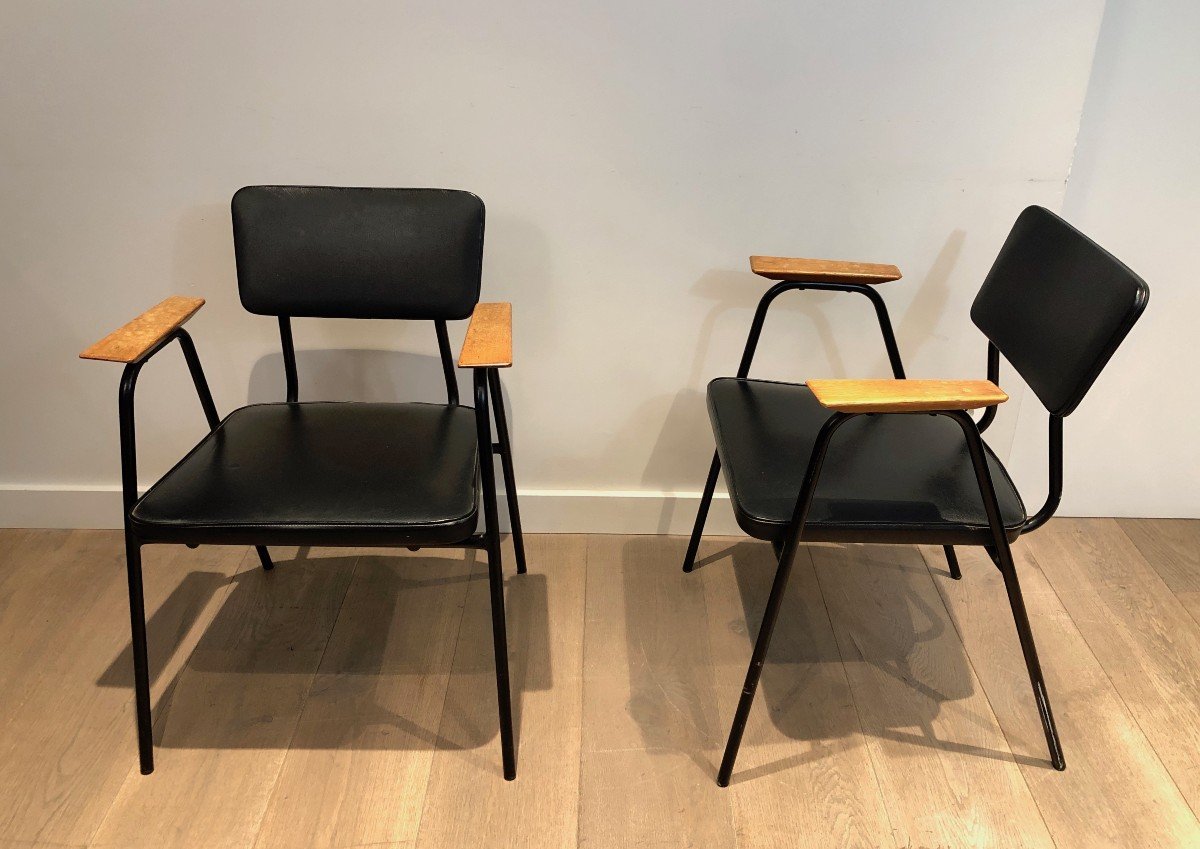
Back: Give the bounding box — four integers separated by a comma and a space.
232, 186, 484, 320
971, 206, 1149, 416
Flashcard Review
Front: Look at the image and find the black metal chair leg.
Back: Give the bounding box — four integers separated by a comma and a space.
124, 531, 155, 774
683, 452, 721, 573
717, 413, 849, 786
944, 545, 962, 580
476, 369, 517, 780
488, 369, 526, 575
996, 541, 1066, 770
256, 545, 275, 571
718, 536, 801, 786
951, 411, 1065, 771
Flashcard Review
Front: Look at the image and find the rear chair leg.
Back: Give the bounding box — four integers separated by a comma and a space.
953, 411, 1065, 770
124, 531, 154, 774
683, 452, 721, 572
944, 545, 962, 580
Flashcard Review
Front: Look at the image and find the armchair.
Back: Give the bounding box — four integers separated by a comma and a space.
81, 187, 527, 781
684, 207, 1149, 786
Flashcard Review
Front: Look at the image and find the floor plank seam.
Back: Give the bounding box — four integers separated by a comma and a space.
804, 544, 901, 849
249, 549, 366, 849
1113, 520, 1200, 630
411, 547, 480, 848
574, 536, 590, 849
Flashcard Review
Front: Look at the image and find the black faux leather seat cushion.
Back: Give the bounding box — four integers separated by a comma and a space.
708, 378, 1026, 544
130, 403, 479, 546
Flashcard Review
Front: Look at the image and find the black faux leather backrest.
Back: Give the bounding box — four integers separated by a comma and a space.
232, 186, 484, 320
971, 206, 1148, 416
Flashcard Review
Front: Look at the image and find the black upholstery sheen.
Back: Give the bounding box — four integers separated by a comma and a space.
130, 402, 479, 546
232, 186, 485, 320
708, 378, 1026, 544
971, 206, 1149, 416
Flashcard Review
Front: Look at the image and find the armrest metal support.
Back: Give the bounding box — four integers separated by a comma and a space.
117, 328, 220, 511
737, 281, 906, 380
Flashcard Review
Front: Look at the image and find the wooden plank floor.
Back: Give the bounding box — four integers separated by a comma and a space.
0, 520, 1197, 848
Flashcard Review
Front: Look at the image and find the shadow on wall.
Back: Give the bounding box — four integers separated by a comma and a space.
609, 229, 968, 526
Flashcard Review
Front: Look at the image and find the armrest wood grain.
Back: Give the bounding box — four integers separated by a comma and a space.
750, 255, 902, 285
79, 296, 205, 363
457, 302, 512, 368
806, 379, 1007, 413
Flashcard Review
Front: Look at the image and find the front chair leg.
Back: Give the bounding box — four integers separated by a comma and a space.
487, 369, 526, 575
124, 531, 155, 774
255, 546, 275, 571
476, 369, 517, 779
718, 533, 801, 786
717, 412, 849, 786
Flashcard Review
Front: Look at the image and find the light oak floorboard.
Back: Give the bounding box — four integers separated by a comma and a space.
0, 534, 250, 847
1021, 519, 1200, 816
416, 536, 585, 849
699, 539, 896, 849
0, 522, 1196, 849
88, 547, 358, 849
812, 542, 1055, 848
1117, 518, 1200, 624
921, 540, 1200, 849
578, 534, 736, 849
254, 546, 476, 849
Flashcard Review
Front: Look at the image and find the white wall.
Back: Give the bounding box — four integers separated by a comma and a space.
7, 0, 1162, 531
1004, 0, 1200, 518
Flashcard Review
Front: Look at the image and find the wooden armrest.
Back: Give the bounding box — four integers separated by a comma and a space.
806, 379, 1007, 413
79, 296, 205, 363
750, 255, 901, 285
457, 302, 512, 368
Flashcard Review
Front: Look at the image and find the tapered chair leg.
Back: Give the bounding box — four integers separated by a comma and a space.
124, 531, 155, 774
996, 541, 1065, 769
488, 370, 526, 575
717, 412, 849, 786
718, 537, 801, 786
944, 545, 962, 580
952, 411, 1064, 770
256, 545, 275, 571
683, 452, 721, 572
476, 369, 517, 779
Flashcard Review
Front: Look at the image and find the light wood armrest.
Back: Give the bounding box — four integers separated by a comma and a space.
806, 379, 1007, 413
457, 302, 512, 368
750, 255, 901, 285
79, 296, 205, 363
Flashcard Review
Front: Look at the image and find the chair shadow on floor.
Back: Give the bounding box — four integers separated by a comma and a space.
619, 536, 1037, 785
97, 544, 549, 754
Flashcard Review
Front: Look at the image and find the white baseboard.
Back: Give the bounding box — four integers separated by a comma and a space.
0, 484, 743, 535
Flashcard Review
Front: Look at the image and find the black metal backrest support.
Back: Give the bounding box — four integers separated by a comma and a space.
232, 186, 485, 320
971, 206, 1149, 417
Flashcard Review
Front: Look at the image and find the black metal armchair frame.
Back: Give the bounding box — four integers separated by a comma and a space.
84, 186, 527, 781
682, 207, 1149, 786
